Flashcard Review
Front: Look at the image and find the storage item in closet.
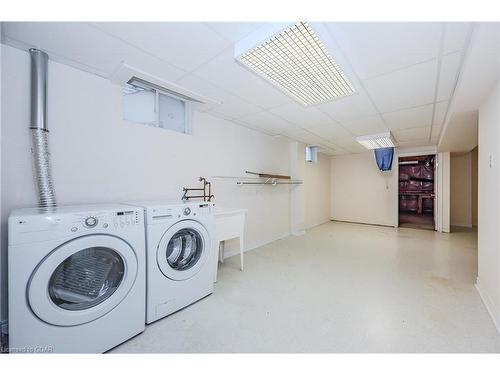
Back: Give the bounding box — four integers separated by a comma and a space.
8, 204, 146, 353
124, 200, 215, 324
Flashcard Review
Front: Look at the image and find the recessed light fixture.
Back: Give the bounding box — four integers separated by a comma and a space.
235, 22, 356, 106
356, 132, 396, 149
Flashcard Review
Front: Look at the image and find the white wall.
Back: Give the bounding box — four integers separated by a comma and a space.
0, 45, 319, 320
450, 152, 473, 227
476, 79, 500, 333
330, 152, 395, 227
304, 153, 331, 229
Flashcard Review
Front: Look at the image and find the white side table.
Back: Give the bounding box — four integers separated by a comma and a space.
214, 207, 247, 282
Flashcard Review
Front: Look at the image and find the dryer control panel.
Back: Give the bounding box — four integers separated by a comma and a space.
149, 202, 213, 223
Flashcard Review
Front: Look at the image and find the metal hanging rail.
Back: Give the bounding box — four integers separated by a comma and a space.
211, 172, 303, 186
236, 180, 303, 185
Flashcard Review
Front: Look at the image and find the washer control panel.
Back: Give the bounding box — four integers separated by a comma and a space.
183, 207, 191, 216
113, 210, 140, 229
8, 206, 145, 245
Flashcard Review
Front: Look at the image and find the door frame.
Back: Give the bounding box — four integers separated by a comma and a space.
393, 146, 442, 231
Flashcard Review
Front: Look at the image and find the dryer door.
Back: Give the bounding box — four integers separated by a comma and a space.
28, 234, 138, 327
157, 220, 211, 281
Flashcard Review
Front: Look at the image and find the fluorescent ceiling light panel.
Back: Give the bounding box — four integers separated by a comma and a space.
235, 22, 356, 106
356, 132, 396, 149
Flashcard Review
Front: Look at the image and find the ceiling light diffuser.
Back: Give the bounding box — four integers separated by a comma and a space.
235, 22, 356, 106
356, 132, 396, 149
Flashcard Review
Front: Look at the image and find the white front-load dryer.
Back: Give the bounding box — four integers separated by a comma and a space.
125, 200, 215, 324
8, 204, 146, 353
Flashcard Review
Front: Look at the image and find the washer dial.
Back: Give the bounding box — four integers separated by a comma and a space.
84, 216, 98, 228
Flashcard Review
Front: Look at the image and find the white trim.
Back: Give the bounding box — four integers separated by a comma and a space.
304, 219, 330, 230
450, 222, 473, 228
475, 277, 500, 335
330, 218, 396, 228
110, 63, 220, 107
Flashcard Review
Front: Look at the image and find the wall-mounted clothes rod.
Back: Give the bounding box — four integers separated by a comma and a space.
245, 170, 291, 180
211, 174, 303, 186
237, 181, 303, 185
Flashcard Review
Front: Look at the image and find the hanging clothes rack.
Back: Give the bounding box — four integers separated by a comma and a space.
211, 171, 303, 186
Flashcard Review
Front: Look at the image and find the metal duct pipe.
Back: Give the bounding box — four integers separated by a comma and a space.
29, 48, 57, 208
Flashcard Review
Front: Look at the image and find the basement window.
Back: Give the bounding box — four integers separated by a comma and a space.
122, 82, 192, 134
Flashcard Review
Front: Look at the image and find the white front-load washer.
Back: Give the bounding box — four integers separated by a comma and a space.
8, 204, 146, 353
125, 200, 215, 324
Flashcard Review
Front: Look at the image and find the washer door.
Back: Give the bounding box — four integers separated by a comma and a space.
157, 220, 210, 281
28, 235, 138, 327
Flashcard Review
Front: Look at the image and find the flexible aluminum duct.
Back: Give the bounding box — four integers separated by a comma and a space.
30, 48, 57, 208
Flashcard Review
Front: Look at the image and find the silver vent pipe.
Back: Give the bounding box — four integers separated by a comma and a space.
29, 48, 57, 208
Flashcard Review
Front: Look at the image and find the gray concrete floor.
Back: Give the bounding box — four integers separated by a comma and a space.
112, 221, 500, 353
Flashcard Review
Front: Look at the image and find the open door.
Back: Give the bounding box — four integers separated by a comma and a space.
398, 154, 436, 230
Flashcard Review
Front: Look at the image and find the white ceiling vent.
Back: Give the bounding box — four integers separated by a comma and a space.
235, 22, 356, 107
110, 63, 221, 109
356, 131, 397, 149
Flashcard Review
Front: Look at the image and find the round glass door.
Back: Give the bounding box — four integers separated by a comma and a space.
166, 228, 203, 271
157, 220, 210, 281
28, 235, 138, 327
48, 247, 125, 311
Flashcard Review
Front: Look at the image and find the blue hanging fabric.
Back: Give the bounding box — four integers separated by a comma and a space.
374, 147, 394, 171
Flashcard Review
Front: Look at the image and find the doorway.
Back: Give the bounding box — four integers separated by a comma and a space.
398, 154, 436, 230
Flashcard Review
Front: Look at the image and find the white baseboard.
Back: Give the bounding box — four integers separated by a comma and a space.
451, 222, 473, 228
222, 231, 291, 259
475, 277, 500, 335
304, 219, 330, 230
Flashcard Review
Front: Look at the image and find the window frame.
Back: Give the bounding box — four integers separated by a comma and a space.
123, 81, 192, 135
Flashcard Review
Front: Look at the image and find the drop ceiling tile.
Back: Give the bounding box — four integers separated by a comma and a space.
437, 51, 461, 102
268, 102, 335, 128
3, 22, 187, 80
362, 59, 438, 113
204, 22, 268, 43
176, 73, 262, 119
192, 49, 293, 109
332, 138, 368, 153
281, 128, 322, 145
238, 111, 295, 135
307, 123, 353, 140
393, 126, 431, 142
341, 115, 387, 136
316, 92, 378, 123
433, 101, 449, 127
430, 125, 443, 142
326, 22, 442, 80
89, 22, 230, 72
443, 22, 472, 54
397, 139, 433, 148
382, 104, 433, 131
